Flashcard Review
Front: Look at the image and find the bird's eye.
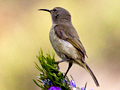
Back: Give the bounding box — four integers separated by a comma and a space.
53, 9, 57, 12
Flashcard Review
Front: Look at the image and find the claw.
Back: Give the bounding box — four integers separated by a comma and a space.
54, 61, 60, 70
57, 65, 60, 70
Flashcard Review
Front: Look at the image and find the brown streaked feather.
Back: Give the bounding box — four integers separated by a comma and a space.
54, 25, 88, 58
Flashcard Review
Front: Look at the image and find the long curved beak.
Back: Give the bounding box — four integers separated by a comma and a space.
38, 9, 50, 12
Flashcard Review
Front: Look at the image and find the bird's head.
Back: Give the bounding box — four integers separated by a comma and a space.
39, 7, 71, 24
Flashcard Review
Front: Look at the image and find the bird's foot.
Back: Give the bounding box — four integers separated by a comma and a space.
54, 61, 60, 70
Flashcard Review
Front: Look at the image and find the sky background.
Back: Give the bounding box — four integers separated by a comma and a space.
0, 0, 120, 90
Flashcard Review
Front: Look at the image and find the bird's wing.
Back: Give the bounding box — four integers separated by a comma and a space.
54, 25, 88, 59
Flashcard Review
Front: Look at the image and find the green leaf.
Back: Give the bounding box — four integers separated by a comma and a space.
33, 49, 72, 90
33, 79, 45, 89
84, 82, 87, 90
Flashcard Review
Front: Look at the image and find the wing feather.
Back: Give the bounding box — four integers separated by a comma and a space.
54, 25, 88, 58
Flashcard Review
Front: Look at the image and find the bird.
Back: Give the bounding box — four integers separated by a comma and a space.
39, 7, 100, 87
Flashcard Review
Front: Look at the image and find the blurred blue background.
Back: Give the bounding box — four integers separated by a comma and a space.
0, 0, 120, 90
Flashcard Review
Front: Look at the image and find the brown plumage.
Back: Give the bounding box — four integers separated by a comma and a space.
39, 7, 100, 87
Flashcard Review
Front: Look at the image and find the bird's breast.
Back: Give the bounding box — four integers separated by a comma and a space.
49, 26, 81, 60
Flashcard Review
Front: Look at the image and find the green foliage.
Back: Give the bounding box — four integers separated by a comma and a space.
33, 49, 90, 90
33, 49, 71, 90
84, 83, 87, 90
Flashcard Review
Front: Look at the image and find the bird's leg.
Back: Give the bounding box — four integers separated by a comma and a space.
54, 59, 71, 70
63, 62, 73, 78
57, 59, 71, 63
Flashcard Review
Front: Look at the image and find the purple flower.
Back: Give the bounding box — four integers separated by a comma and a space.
42, 79, 53, 86
55, 87, 61, 90
62, 79, 65, 84
48, 86, 61, 90
42, 79, 48, 85
49, 81, 53, 86
81, 87, 87, 90
70, 80, 76, 87
81, 87, 93, 90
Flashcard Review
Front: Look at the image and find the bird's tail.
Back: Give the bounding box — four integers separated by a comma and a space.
83, 63, 100, 87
